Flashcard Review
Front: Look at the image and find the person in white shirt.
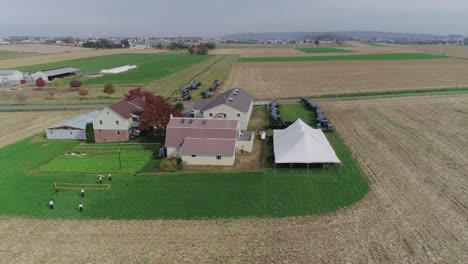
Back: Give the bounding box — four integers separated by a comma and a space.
108, 174, 112, 182
81, 188, 85, 197
98, 175, 103, 184
49, 199, 54, 210
79, 203, 83, 213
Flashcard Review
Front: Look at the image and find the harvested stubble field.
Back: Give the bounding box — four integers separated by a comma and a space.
0, 44, 90, 54
0, 110, 89, 147
0, 50, 36, 60
402, 44, 468, 59
1, 95, 466, 263
222, 58, 468, 99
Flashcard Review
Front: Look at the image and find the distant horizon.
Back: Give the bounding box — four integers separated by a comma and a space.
1, 30, 465, 39
1, 0, 467, 38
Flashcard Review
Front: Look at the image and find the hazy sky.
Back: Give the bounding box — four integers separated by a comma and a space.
1, 0, 467, 37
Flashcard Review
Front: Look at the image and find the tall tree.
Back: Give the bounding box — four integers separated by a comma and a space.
139, 96, 182, 135
35, 78, 46, 90
103, 83, 116, 97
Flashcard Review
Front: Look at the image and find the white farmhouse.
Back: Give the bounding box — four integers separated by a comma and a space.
192, 88, 253, 130
92, 99, 144, 143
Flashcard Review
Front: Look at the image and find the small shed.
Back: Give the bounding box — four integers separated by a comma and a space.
47, 111, 99, 140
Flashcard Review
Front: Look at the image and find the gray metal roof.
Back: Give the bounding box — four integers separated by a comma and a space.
0, 70, 21, 75
41, 67, 78, 76
48, 111, 99, 130
196, 88, 253, 113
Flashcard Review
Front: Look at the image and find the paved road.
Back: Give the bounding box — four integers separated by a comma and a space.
1, 90, 467, 111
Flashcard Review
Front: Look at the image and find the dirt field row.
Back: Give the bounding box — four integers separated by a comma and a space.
0, 95, 466, 263
0, 110, 90, 147
222, 58, 468, 99
0, 48, 166, 69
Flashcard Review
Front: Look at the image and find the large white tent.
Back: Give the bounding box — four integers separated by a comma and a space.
273, 119, 341, 164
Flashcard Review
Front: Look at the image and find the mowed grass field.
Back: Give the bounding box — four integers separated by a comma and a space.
16, 53, 212, 85
239, 53, 447, 62
0, 105, 367, 219
297, 47, 353, 53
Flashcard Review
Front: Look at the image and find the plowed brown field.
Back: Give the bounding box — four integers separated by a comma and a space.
1, 95, 466, 263
222, 59, 468, 99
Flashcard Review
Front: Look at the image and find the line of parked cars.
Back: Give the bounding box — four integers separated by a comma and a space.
181, 80, 202, 101
201, 80, 220, 98
302, 98, 334, 132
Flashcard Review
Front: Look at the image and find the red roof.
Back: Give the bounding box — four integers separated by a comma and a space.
165, 117, 239, 147
108, 99, 144, 119
180, 138, 236, 156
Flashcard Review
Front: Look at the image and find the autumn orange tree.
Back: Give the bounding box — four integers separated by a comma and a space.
139, 95, 182, 135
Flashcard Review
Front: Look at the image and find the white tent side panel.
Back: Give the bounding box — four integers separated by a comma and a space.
273, 119, 341, 164
46, 129, 87, 140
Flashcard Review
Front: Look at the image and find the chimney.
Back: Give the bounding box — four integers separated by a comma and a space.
170, 114, 173, 118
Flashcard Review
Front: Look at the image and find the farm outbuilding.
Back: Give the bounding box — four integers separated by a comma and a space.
273, 119, 341, 165
46, 111, 99, 140
0, 70, 24, 84
36, 67, 78, 81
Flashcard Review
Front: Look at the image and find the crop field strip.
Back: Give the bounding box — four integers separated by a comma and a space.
238, 53, 447, 62
0, 50, 37, 60
0, 95, 465, 263
223, 58, 468, 99
296, 47, 353, 53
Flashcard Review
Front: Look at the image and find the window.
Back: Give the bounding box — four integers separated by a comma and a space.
117, 131, 120, 136
237, 113, 241, 117
216, 156, 221, 160
209, 113, 213, 117
98, 130, 102, 135
223, 114, 227, 118
70, 132, 72, 135
107, 111, 109, 115
49, 131, 53, 134
116, 120, 119, 125
99, 120, 103, 125
132, 117, 139, 122
191, 155, 197, 157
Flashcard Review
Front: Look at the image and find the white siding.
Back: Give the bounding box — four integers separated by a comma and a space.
46, 129, 86, 140
166, 147, 180, 158
93, 108, 131, 130
182, 154, 235, 166
203, 102, 253, 130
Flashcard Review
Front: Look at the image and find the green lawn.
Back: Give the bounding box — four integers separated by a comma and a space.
239, 53, 447, 62
40, 144, 155, 174
13, 53, 212, 85
297, 47, 353, 53
0, 107, 368, 219
0, 50, 36, 60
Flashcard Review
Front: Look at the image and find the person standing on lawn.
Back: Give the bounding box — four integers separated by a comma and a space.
49, 199, 54, 210
81, 188, 85, 197
98, 175, 103, 184
108, 174, 112, 182
79, 203, 83, 213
